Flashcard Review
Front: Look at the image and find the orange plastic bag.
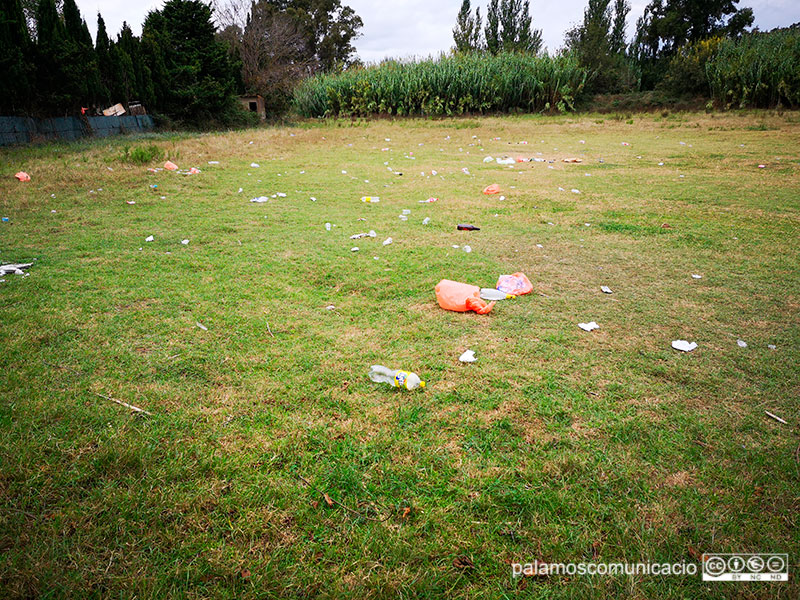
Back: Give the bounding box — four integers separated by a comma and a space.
15, 171, 30, 182
482, 184, 501, 195
164, 161, 178, 171
496, 272, 533, 296
435, 279, 495, 314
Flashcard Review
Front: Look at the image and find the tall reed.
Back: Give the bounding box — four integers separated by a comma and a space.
293, 52, 588, 117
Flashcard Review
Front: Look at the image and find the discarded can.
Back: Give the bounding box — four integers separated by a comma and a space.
457, 224, 480, 231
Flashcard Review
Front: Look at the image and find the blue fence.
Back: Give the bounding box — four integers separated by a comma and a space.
0, 115, 155, 146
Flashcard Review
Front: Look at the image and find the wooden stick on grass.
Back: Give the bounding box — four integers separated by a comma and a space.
95, 393, 153, 416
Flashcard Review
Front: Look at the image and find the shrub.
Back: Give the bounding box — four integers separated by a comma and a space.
124, 143, 161, 164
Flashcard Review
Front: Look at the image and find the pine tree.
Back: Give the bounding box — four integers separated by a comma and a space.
0, 0, 32, 113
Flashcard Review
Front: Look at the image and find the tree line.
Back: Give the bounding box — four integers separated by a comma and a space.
0, 0, 362, 123
452, 0, 763, 97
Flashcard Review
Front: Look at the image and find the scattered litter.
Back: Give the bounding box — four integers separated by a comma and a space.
483, 156, 494, 163
325, 304, 336, 310
672, 340, 697, 352
14, 171, 30, 182
276, 192, 287, 197
461, 167, 471, 175
571, 189, 581, 194
0, 262, 33, 276
382, 237, 392, 246
459, 350, 477, 363
181, 239, 189, 245
237, 188, 243, 193
435, 280, 495, 314
368, 365, 425, 390
496, 273, 532, 296
251, 163, 260, 168
402, 209, 411, 215
325, 223, 331, 231
145, 235, 154, 242
463, 245, 472, 253
601, 286, 613, 294
737, 339, 747, 348
422, 217, 430, 225
126, 201, 136, 205
562, 158, 582, 163
768, 344, 777, 350
480, 288, 512, 300
765, 410, 787, 425
196, 322, 208, 331
208, 161, 219, 165
419, 197, 437, 203
361, 196, 380, 203
578, 321, 599, 332
399, 215, 408, 221
457, 224, 480, 231
350, 247, 359, 252
758, 164, 766, 169
188, 167, 201, 175
350, 231, 377, 239
496, 157, 515, 165
692, 274, 702, 279
250, 196, 269, 203
164, 161, 178, 171
483, 184, 501, 195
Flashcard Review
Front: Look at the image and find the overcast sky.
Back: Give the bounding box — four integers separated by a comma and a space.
77, 0, 799, 63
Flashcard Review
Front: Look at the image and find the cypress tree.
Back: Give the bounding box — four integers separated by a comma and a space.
0, 0, 32, 113
34, 0, 67, 113
95, 13, 112, 106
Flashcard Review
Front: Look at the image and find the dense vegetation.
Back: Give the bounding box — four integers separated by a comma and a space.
293, 53, 587, 117
706, 28, 800, 108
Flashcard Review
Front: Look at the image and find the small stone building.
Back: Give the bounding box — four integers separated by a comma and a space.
239, 95, 266, 120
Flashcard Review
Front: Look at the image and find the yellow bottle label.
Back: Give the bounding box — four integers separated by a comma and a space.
393, 371, 410, 389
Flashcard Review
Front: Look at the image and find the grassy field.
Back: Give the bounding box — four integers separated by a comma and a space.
1, 111, 798, 599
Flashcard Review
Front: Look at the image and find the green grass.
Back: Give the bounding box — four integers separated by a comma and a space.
1, 111, 798, 598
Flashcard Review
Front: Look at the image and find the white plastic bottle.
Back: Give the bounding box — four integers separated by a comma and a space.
480, 288, 515, 301
368, 365, 426, 390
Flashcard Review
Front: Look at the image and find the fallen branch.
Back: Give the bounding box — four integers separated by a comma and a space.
95, 393, 152, 416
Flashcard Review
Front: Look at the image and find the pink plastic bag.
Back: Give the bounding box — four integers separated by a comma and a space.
496, 272, 533, 296
15, 171, 30, 182
482, 184, 501, 195
164, 161, 178, 171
